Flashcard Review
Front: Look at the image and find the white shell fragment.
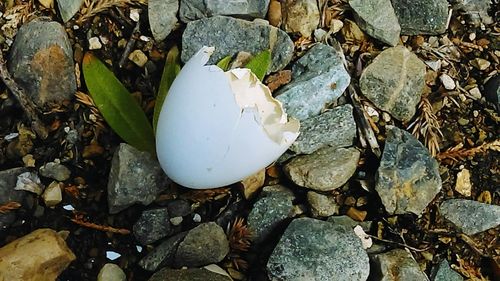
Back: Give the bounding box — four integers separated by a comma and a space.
156, 47, 300, 189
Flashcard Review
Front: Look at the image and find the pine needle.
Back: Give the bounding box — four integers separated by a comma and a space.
407, 97, 443, 156
75, 91, 106, 129
71, 213, 130, 235
437, 139, 500, 164
0, 201, 21, 213
226, 217, 253, 270
76, 0, 147, 24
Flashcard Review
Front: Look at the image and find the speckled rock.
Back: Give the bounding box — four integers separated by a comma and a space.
139, 232, 187, 271
282, 0, 320, 37
431, 259, 464, 281
149, 267, 232, 281
182, 16, 293, 72
450, 0, 492, 26
39, 162, 71, 181
307, 191, 339, 218
107, 143, 168, 214
290, 104, 356, 154
267, 218, 370, 281
179, 0, 270, 22
0, 167, 28, 228
360, 46, 426, 122
8, 18, 76, 108
174, 222, 229, 267
390, 0, 449, 35
284, 147, 360, 191
370, 248, 428, 280
57, 0, 84, 22
276, 43, 350, 120
439, 199, 500, 235
247, 185, 296, 244
133, 208, 173, 245
149, 0, 178, 42
375, 126, 441, 215
350, 0, 400, 46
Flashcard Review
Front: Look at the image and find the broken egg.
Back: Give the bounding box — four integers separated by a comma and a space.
156, 47, 300, 189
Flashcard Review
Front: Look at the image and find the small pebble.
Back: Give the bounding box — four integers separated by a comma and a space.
473, 110, 479, 117
440, 73, 455, 90
193, 213, 201, 223
63, 204, 75, 211
128, 50, 148, 67
129, 8, 141, 22
88, 37, 102, 50
106, 251, 121, 261
469, 87, 482, 100
15, 172, 43, 195
42, 181, 63, 207
169, 216, 183, 226
97, 263, 126, 281
471, 58, 490, 70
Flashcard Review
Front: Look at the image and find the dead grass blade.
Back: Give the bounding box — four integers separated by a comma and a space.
0, 201, 21, 213
437, 139, 500, 164
77, 0, 147, 24
407, 97, 443, 157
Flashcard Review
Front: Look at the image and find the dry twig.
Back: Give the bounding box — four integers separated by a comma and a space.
437, 139, 500, 164
0, 201, 21, 213
407, 97, 443, 157
226, 217, 253, 270
77, 0, 146, 24
71, 213, 130, 235
75, 91, 106, 129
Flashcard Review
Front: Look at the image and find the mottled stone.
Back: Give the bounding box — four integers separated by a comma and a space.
290, 104, 356, 154
390, 0, 449, 35
267, 218, 370, 281
431, 260, 464, 281
8, 18, 76, 108
182, 16, 293, 72
375, 126, 441, 215
0, 168, 28, 228
179, 0, 270, 22
307, 191, 339, 218
370, 248, 428, 280
276, 43, 350, 120
107, 143, 168, 214
350, 0, 401, 46
149, 0, 178, 41
133, 208, 173, 245
247, 185, 296, 244
439, 199, 500, 235
149, 267, 231, 281
57, 0, 84, 22
139, 232, 187, 271
39, 162, 71, 181
174, 222, 229, 267
360, 46, 426, 122
282, 0, 320, 37
284, 147, 360, 191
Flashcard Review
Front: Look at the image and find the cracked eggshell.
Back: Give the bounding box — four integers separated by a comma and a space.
156, 47, 300, 189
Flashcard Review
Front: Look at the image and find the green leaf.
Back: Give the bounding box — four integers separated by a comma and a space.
82, 52, 155, 155
216, 55, 232, 71
153, 45, 181, 132
245, 50, 271, 81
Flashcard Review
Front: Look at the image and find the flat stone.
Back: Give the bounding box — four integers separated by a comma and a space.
350, 0, 401, 46
284, 147, 360, 191
375, 126, 442, 215
149, 0, 178, 41
390, 0, 449, 35
97, 263, 126, 281
133, 208, 173, 245
431, 260, 464, 281
107, 143, 168, 214
290, 104, 356, 154
174, 222, 229, 267
8, 18, 76, 109
450, 0, 493, 26
139, 232, 187, 271
179, 0, 270, 22
267, 218, 370, 281
439, 199, 500, 235
247, 185, 296, 244
39, 161, 71, 181
42, 181, 62, 207
307, 191, 339, 218
149, 267, 231, 281
182, 16, 293, 73
360, 46, 426, 122
370, 248, 428, 280
282, 0, 320, 37
276, 42, 350, 120
57, 0, 84, 22
0, 167, 28, 228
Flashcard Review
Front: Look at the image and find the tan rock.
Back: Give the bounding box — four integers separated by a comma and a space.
282, 0, 320, 37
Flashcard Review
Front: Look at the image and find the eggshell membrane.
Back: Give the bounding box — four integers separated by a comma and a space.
156, 47, 299, 189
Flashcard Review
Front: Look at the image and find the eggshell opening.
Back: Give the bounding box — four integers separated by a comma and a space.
156, 47, 299, 189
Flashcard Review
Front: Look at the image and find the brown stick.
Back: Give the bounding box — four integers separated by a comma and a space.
118, 19, 141, 68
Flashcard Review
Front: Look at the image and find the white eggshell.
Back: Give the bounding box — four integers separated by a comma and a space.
156, 47, 299, 189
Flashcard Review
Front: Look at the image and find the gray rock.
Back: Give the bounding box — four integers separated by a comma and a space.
439, 199, 500, 235
8, 18, 76, 109
149, 0, 178, 42
360, 46, 426, 122
57, 0, 84, 22
284, 147, 360, 191
133, 208, 173, 245
375, 126, 441, 215
149, 267, 231, 281
182, 16, 293, 73
39, 162, 71, 181
107, 143, 168, 214
350, 0, 401, 46
450, 0, 493, 26
431, 260, 463, 281
307, 191, 339, 218
390, 0, 449, 35
484, 75, 499, 113
179, 0, 270, 22
267, 217, 370, 281
290, 104, 356, 154
370, 248, 429, 280
165, 199, 192, 217
327, 215, 372, 232
0, 167, 28, 228
247, 185, 296, 244
139, 232, 187, 271
174, 222, 229, 267
282, 0, 320, 37
276, 43, 350, 120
